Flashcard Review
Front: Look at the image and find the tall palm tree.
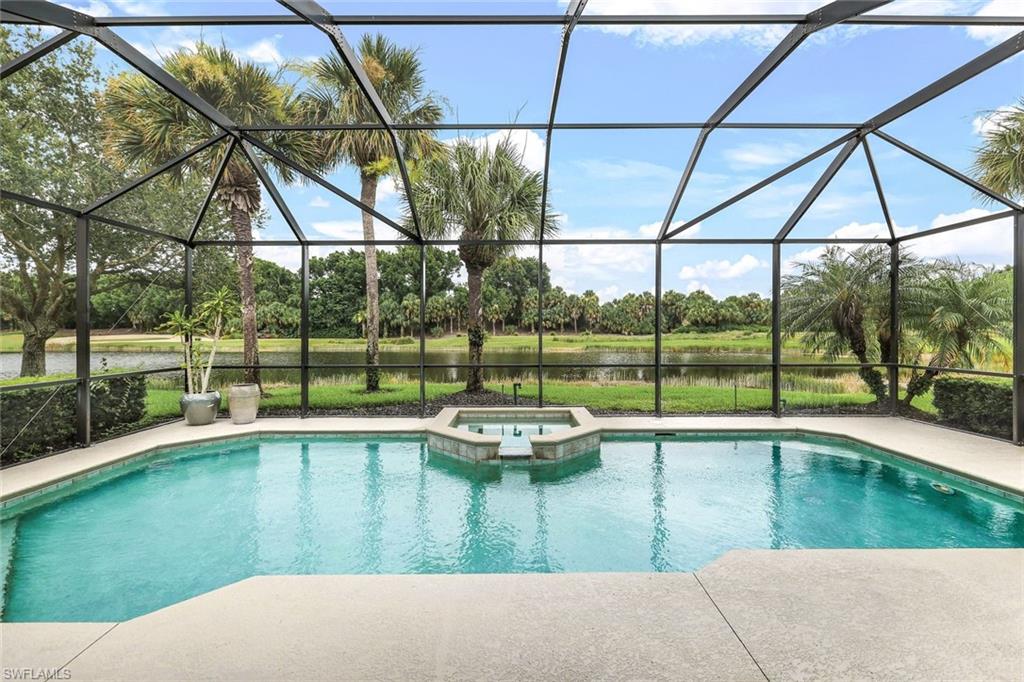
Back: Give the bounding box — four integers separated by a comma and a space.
298, 34, 443, 391
781, 246, 890, 403
900, 262, 1012, 404
410, 136, 556, 392
102, 42, 312, 388
972, 99, 1024, 200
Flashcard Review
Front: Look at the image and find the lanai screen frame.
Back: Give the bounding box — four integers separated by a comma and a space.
1, 0, 1022, 449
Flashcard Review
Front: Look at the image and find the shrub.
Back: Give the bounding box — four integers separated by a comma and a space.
1, 375, 148, 465
931, 376, 1012, 439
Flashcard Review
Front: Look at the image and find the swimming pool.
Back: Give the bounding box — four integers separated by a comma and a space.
2, 433, 1021, 622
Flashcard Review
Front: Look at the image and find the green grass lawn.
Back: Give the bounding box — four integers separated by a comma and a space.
140, 379, 892, 419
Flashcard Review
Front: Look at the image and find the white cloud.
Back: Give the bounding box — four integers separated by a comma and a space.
685, 281, 712, 295
309, 196, 331, 209
243, 38, 284, 64
972, 104, 1017, 137
678, 254, 766, 280
569, 0, 817, 49
450, 129, 546, 174
638, 220, 702, 239
574, 158, 678, 182
966, 0, 1024, 46
723, 142, 808, 170
61, 1, 113, 16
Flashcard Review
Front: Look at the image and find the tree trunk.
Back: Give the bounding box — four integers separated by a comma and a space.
903, 367, 939, 406
19, 318, 57, 378
573, 319, 578, 334
229, 205, 261, 389
466, 265, 485, 392
361, 174, 381, 392
849, 318, 887, 404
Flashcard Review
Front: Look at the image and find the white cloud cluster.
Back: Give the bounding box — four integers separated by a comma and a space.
966, 0, 1024, 46
678, 253, 766, 280
972, 105, 1017, 138
723, 142, 809, 170
566, 0, 1017, 49
309, 196, 331, 209
784, 209, 1013, 274
448, 129, 546, 174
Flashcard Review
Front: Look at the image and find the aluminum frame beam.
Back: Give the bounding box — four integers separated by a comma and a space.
537, 0, 589, 408
242, 134, 419, 242
83, 133, 228, 215
1, 28, 75, 79
657, 0, 889, 240
1015, 212, 1024, 444
277, 0, 424, 243
775, 136, 862, 241
873, 130, 1023, 210
862, 137, 896, 241
6, 13, 1021, 27
662, 132, 858, 240
187, 137, 237, 245
239, 141, 307, 242
2, 1, 239, 133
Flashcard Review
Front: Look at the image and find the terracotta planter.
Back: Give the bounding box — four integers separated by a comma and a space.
228, 383, 260, 424
180, 392, 221, 426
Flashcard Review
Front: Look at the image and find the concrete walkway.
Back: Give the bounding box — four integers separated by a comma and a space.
3, 549, 1020, 681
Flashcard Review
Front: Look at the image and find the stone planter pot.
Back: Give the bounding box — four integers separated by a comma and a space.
180, 392, 221, 426
228, 383, 261, 425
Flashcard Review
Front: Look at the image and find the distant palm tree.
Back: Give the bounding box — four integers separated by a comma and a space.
103, 42, 312, 389
901, 262, 1012, 404
410, 135, 556, 392
298, 34, 443, 391
972, 99, 1024, 200
781, 246, 890, 403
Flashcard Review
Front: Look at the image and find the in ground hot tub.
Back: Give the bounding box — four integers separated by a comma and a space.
426, 407, 600, 463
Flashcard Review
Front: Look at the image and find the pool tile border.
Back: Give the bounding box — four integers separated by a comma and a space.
2, 416, 1020, 508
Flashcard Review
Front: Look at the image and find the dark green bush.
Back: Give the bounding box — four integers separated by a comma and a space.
932, 376, 1012, 439
0, 375, 148, 465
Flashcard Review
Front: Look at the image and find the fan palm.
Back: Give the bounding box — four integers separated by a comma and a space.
972, 99, 1024, 200
781, 246, 891, 403
102, 42, 313, 388
298, 34, 443, 391
900, 262, 1012, 404
409, 135, 556, 392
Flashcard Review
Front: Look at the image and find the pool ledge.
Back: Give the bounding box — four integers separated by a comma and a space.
4, 549, 1021, 680
2, 415, 1021, 505
424, 407, 599, 463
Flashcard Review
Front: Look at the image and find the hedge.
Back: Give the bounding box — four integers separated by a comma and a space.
931, 375, 1013, 440
0, 375, 148, 466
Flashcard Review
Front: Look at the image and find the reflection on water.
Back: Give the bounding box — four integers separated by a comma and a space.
1, 347, 824, 382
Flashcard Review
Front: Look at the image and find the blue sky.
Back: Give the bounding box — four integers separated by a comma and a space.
53, 0, 1024, 299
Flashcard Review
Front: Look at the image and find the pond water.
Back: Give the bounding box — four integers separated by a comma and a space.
1, 347, 825, 383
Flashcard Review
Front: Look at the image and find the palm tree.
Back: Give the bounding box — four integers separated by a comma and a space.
102, 42, 312, 389
410, 135, 556, 392
298, 34, 443, 391
972, 99, 1024, 199
900, 262, 1012, 404
781, 246, 890, 403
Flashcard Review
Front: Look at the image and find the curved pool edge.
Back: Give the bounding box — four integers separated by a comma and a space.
2, 415, 1021, 509
4, 548, 1021, 680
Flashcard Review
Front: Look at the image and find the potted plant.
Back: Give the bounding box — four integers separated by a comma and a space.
160, 287, 233, 426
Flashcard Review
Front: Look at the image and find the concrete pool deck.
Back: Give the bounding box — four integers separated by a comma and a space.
3, 549, 1021, 680
3, 414, 1022, 503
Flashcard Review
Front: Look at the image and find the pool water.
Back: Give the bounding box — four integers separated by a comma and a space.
2, 433, 1021, 622
454, 419, 573, 453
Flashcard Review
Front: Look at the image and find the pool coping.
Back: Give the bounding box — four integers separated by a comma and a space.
2, 415, 1021, 506
424, 406, 599, 462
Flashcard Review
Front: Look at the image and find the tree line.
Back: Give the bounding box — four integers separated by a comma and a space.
83, 248, 770, 339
